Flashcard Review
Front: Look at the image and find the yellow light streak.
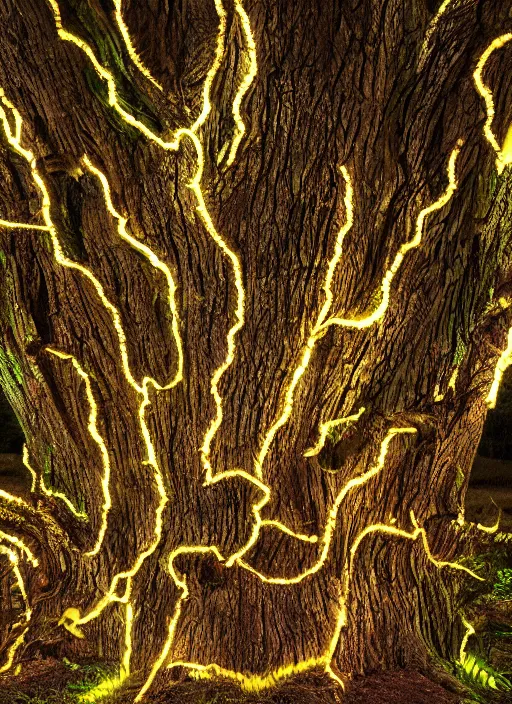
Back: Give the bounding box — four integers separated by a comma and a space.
166, 657, 329, 692
0, 220, 50, 231
0, 530, 38, 567
0, 489, 30, 508
305, 406, 365, 458
113, 0, 163, 91
78, 674, 126, 703
320, 144, 461, 331
420, 0, 454, 64
0, 545, 32, 674
135, 546, 224, 702
46, 348, 111, 555
225, 0, 257, 166
473, 34, 512, 175
487, 325, 512, 407
260, 520, 318, 543
238, 427, 417, 585
459, 616, 475, 663
22, 445, 37, 493
189, 0, 226, 133
476, 511, 501, 534
0, 88, 169, 627
23, 441, 86, 520
409, 511, 483, 581
121, 597, 133, 677
81, 155, 183, 396
254, 166, 354, 482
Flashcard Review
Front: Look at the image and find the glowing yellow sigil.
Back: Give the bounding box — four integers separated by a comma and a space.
0, 546, 32, 674
419, 0, 454, 67
305, 406, 365, 458
46, 348, 111, 556
238, 427, 417, 585
113, 0, 163, 91
166, 657, 330, 693
81, 155, 184, 396
473, 34, 512, 175
23, 442, 86, 520
0, 530, 38, 567
0, 220, 50, 231
320, 143, 461, 332
459, 616, 475, 663
487, 325, 512, 408
225, 0, 257, 166
135, 545, 224, 702
22, 445, 37, 493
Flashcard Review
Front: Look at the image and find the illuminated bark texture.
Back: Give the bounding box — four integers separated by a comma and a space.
1, 0, 512, 698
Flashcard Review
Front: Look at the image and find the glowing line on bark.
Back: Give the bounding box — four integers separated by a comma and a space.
81, 155, 183, 394
22, 445, 37, 493
46, 348, 111, 555
0, 531, 38, 567
305, 406, 365, 458
459, 617, 475, 663
165, 658, 330, 692
189, 0, 226, 133
238, 427, 417, 584
320, 144, 461, 331
476, 510, 501, 534
135, 546, 224, 701
473, 34, 512, 175
220, 168, 353, 569
487, 326, 512, 407
409, 511, 483, 581
0, 546, 31, 674
420, 0, 454, 62
0, 91, 170, 630
23, 441, 86, 519
260, 520, 318, 543
225, 0, 257, 166
121, 596, 133, 677
0, 489, 30, 508
0, 220, 50, 231
254, 166, 354, 482
113, 0, 162, 91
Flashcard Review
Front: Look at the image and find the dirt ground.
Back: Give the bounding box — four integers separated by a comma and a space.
0, 659, 467, 704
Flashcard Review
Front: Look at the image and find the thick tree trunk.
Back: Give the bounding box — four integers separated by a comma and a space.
1, 0, 512, 698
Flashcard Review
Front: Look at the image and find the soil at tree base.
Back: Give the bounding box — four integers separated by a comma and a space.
0, 662, 464, 704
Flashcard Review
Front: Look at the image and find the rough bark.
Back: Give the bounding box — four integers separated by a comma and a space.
0, 0, 511, 698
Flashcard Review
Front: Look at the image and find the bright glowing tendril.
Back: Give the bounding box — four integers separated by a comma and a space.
46, 348, 111, 556
225, 0, 257, 166
320, 143, 461, 331
113, 0, 163, 91
0, 546, 32, 674
305, 406, 365, 458
473, 34, 512, 175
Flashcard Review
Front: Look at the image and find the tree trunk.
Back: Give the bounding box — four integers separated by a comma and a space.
0, 0, 512, 698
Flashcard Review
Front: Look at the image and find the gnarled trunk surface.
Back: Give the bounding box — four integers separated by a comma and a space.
0, 0, 512, 698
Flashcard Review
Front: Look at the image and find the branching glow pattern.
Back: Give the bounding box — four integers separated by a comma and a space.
0, 546, 32, 674
473, 34, 512, 176
482, 43, 512, 408
46, 348, 111, 556
320, 143, 461, 331
225, 0, 257, 166
0, 3, 499, 698
304, 406, 366, 458
113, 0, 163, 91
